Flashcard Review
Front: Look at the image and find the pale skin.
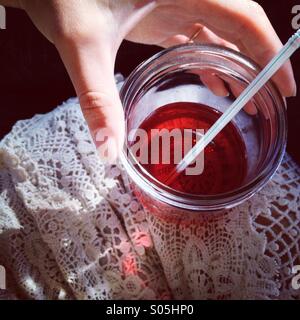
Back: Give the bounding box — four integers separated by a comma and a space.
0, 0, 296, 160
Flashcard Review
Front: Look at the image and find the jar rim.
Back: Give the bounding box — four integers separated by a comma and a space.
120, 44, 287, 212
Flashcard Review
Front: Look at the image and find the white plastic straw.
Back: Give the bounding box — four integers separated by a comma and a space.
166, 29, 300, 184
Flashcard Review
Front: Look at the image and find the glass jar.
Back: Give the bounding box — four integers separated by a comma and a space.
120, 44, 287, 219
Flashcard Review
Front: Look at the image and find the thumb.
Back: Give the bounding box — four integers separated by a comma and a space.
56, 37, 124, 163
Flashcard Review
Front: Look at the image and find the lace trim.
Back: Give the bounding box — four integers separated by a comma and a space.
0, 99, 299, 299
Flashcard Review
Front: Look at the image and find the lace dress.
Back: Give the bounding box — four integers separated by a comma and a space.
0, 97, 299, 300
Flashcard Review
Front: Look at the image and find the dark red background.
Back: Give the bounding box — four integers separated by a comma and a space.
0, 1, 299, 164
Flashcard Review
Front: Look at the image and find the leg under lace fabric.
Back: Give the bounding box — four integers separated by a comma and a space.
0, 98, 299, 300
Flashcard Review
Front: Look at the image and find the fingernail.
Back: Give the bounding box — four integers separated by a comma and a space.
214, 88, 230, 97
244, 103, 258, 116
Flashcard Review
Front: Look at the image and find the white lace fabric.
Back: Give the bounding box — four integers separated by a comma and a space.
0, 98, 299, 300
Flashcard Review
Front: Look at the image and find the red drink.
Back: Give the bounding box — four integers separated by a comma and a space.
134, 102, 247, 195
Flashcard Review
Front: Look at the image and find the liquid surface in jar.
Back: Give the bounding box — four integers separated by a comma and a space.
133, 102, 248, 195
